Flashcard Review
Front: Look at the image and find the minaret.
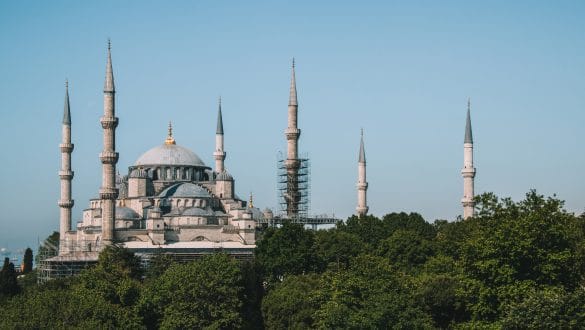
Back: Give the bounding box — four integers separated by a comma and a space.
461, 99, 476, 219
356, 129, 369, 217
99, 40, 119, 245
284, 59, 301, 217
58, 80, 74, 251
214, 97, 226, 173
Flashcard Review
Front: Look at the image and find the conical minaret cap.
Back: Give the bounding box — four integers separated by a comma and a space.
63, 80, 71, 125
464, 99, 473, 143
104, 39, 115, 92
216, 96, 224, 134
289, 58, 297, 106
358, 129, 366, 163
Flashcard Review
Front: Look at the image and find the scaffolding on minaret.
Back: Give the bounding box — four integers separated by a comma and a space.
277, 152, 310, 219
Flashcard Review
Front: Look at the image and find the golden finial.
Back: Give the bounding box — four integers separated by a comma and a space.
165, 121, 176, 145
249, 192, 254, 208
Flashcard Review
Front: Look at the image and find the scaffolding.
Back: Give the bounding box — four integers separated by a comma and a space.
277, 152, 310, 219
37, 239, 100, 284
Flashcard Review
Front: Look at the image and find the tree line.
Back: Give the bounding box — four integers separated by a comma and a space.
1, 190, 584, 329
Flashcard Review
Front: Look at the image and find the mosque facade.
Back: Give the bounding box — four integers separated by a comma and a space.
48, 43, 267, 275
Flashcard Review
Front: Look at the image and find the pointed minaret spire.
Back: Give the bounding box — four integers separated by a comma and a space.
216, 96, 224, 134
289, 58, 298, 106
63, 79, 71, 124
358, 128, 366, 163
59, 80, 75, 253
214, 97, 226, 173
356, 129, 369, 217
464, 98, 473, 144
461, 98, 476, 219
104, 39, 115, 92
99, 40, 119, 246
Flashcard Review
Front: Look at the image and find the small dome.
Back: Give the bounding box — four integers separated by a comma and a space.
216, 170, 233, 181
182, 207, 213, 216
159, 182, 211, 198
135, 143, 206, 167
116, 207, 141, 219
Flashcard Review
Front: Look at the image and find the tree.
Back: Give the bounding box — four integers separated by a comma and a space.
382, 212, 436, 240
338, 214, 386, 249
139, 253, 244, 329
314, 229, 365, 270
0, 284, 143, 328
255, 222, 321, 282
262, 274, 321, 329
313, 254, 433, 329
22, 248, 33, 274
377, 229, 435, 271
0, 257, 20, 297
75, 245, 143, 307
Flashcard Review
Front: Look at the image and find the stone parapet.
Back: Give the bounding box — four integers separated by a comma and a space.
99, 151, 119, 164
99, 187, 119, 200
58, 200, 74, 208
59, 170, 74, 179
100, 116, 119, 129
60, 143, 74, 153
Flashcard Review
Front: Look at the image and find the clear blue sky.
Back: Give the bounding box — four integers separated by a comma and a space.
1, 1, 584, 258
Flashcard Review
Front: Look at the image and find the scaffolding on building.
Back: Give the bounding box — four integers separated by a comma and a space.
37, 239, 100, 284
277, 152, 310, 219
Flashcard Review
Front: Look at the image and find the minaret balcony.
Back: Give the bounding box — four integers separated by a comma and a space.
100, 151, 119, 164
100, 116, 119, 129
59, 170, 74, 179
59, 143, 74, 153
99, 187, 119, 200
356, 182, 368, 189
461, 168, 476, 177
58, 200, 74, 208
285, 128, 301, 140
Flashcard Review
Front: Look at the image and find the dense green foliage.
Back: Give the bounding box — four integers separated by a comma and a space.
1, 190, 584, 328
23, 247, 33, 274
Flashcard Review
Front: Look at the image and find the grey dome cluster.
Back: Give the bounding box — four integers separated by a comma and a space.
135, 144, 206, 167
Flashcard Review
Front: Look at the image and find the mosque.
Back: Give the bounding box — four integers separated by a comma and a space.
41, 42, 476, 279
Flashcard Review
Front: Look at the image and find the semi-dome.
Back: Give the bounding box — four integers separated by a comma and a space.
159, 182, 211, 198
116, 207, 141, 219
135, 143, 206, 167
182, 207, 213, 216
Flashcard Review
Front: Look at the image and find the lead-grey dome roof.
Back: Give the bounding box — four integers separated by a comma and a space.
135, 144, 206, 167
159, 182, 211, 198
182, 207, 213, 216
116, 207, 141, 219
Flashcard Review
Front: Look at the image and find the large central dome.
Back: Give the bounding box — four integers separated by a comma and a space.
135, 143, 206, 167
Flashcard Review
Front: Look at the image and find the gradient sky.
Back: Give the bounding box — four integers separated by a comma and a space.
1, 1, 584, 257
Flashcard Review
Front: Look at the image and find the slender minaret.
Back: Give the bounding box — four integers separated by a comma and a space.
461, 99, 476, 219
214, 97, 226, 173
99, 40, 119, 245
356, 129, 369, 217
284, 59, 301, 217
58, 80, 74, 251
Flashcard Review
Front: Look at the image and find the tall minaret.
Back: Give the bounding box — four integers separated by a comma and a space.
99, 40, 119, 245
356, 129, 369, 217
285, 59, 301, 217
58, 80, 74, 251
214, 97, 226, 173
461, 99, 476, 219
